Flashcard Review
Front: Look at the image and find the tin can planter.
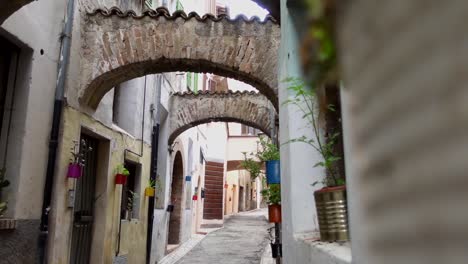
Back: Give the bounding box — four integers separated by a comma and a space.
115, 174, 127, 185
67, 163, 82, 179
270, 243, 282, 258
266, 160, 280, 184
268, 204, 282, 223
145, 187, 155, 197
192, 194, 198, 201
314, 185, 349, 242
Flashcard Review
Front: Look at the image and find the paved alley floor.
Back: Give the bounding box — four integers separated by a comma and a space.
176, 209, 271, 264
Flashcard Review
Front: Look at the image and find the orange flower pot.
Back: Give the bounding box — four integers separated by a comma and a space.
268, 204, 282, 223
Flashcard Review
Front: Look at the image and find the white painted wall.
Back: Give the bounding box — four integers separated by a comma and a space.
0, 0, 67, 219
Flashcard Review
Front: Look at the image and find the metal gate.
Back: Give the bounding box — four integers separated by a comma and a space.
70, 135, 98, 264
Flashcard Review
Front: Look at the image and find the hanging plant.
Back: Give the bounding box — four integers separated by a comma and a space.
67, 140, 92, 179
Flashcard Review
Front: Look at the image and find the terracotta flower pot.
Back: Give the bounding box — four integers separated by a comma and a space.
115, 174, 127, 185
145, 187, 155, 197
314, 185, 349, 242
268, 204, 282, 223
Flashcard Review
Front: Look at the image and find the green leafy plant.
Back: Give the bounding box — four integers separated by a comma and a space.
126, 190, 139, 213
0, 168, 10, 216
240, 152, 263, 180
261, 184, 281, 205
256, 136, 280, 162
115, 164, 130, 176
283, 77, 344, 187
148, 178, 156, 188
70, 139, 93, 166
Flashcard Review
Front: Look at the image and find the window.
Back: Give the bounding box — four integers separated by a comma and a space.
186, 72, 192, 91
241, 125, 258, 136
208, 79, 217, 92
216, 5, 229, 16
120, 161, 141, 220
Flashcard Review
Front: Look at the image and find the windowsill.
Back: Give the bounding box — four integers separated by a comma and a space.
121, 219, 140, 223
294, 231, 352, 264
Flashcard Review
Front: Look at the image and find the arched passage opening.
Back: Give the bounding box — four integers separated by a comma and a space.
168, 151, 184, 248
79, 7, 280, 109
0, 0, 34, 24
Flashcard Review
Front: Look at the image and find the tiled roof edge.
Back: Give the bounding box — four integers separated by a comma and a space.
87, 6, 278, 25
171, 90, 260, 96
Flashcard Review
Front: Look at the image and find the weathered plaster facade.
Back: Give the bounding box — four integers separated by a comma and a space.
168, 91, 276, 144
78, 7, 280, 109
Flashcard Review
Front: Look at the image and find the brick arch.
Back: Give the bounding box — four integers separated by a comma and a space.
0, 0, 34, 24
168, 91, 276, 144
80, 7, 280, 109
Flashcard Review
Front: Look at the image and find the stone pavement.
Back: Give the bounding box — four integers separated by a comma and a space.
175, 209, 271, 264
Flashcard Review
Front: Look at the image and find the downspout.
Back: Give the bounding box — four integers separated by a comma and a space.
146, 75, 163, 264
39, 0, 76, 263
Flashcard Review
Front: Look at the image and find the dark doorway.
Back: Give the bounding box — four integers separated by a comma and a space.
167, 151, 184, 248
239, 186, 245, 212
70, 135, 99, 264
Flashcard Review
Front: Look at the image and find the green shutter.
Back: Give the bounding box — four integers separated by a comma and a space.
176, 0, 184, 11
145, 0, 153, 9
187, 73, 192, 90
194, 73, 198, 94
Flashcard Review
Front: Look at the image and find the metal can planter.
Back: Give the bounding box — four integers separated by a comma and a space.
314, 185, 349, 242
115, 174, 127, 185
266, 160, 280, 184
268, 204, 282, 223
145, 187, 155, 197
67, 163, 82, 179
270, 243, 282, 258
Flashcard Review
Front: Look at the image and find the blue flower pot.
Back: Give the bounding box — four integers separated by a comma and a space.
266, 160, 280, 184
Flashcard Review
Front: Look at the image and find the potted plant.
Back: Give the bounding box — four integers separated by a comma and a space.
284, 77, 348, 242
261, 184, 281, 223
240, 152, 262, 180
145, 178, 156, 197
115, 164, 130, 185
0, 168, 9, 217
256, 136, 281, 184
67, 140, 92, 179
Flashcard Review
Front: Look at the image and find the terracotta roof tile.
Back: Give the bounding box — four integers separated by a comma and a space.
87, 6, 278, 24
171, 90, 260, 97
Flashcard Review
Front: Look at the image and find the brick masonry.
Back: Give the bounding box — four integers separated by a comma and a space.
0, 0, 33, 24
79, 7, 280, 109
203, 161, 224, 220
168, 91, 276, 144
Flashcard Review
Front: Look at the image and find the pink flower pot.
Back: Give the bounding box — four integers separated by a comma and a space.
67, 163, 82, 179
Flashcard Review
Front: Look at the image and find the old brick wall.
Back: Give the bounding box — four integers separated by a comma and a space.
338, 1, 468, 263
168, 91, 276, 144
79, 7, 280, 109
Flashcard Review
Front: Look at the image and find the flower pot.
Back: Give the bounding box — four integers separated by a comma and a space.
268, 204, 282, 223
67, 163, 82, 179
115, 174, 127, 185
192, 195, 198, 201
270, 243, 282, 258
266, 160, 280, 184
145, 187, 155, 197
314, 185, 349, 242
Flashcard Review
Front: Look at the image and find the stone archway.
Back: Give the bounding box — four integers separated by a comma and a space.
168, 91, 276, 144
79, 7, 280, 109
168, 151, 184, 246
0, 0, 33, 25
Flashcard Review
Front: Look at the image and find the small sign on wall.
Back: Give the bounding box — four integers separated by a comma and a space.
185, 175, 191, 182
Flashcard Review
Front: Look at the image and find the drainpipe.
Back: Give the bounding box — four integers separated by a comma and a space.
39, 0, 76, 263
146, 75, 163, 264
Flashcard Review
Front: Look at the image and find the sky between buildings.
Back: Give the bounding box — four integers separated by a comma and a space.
221, 0, 269, 19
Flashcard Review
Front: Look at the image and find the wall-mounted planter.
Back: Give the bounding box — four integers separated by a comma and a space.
67, 163, 82, 179
115, 174, 127, 185
268, 204, 282, 223
167, 204, 174, 212
192, 194, 198, 201
145, 187, 155, 197
266, 160, 280, 184
270, 243, 282, 258
314, 185, 349, 242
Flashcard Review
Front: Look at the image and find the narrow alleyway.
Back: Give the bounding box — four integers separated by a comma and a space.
176, 210, 270, 264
